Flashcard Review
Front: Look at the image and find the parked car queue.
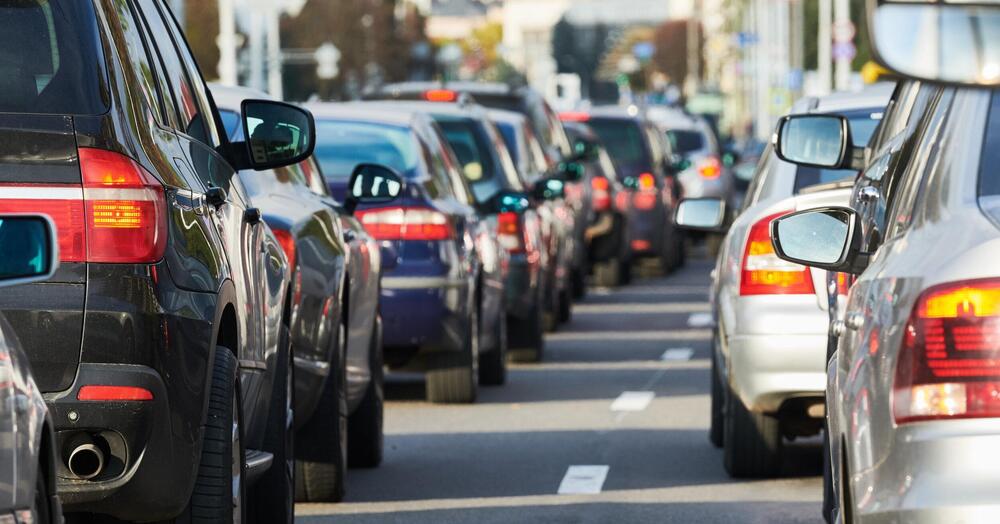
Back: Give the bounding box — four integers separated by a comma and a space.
0, 0, 695, 521
673, 2, 1000, 523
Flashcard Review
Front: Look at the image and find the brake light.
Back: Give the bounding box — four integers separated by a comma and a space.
559, 112, 591, 122
0, 185, 86, 262
740, 211, 814, 296
496, 211, 526, 254
424, 89, 458, 102
893, 279, 1000, 423
272, 228, 296, 269
698, 157, 722, 179
355, 207, 453, 241
638, 172, 656, 190
591, 176, 611, 212
78, 385, 153, 401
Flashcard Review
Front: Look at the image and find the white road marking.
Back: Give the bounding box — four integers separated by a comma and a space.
610, 391, 655, 412
574, 302, 710, 314
687, 312, 714, 328
661, 348, 694, 361
591, 287, 612, 296
547, 329, 711, 342
557, 465, 610, 495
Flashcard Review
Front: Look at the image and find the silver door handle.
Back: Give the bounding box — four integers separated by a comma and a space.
845, 312, 865, 331
859, 186, 879, 202
831, 320, 846, 337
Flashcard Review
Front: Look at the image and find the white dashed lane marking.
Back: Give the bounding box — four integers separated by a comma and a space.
610, 391, 655, 412
687, 312, 714, 328
557, 465, 610, 495
661, 347, 694, 361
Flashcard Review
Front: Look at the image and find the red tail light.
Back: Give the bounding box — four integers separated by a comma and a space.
740, 211, 814, 296
80, 148, 167, 263
78, 385, 153, 401
698, 157, 722, 179
591, 176, 611, 212
638, 172, 656, 190
272, 229, 296, 269
355, 207, 453, 241
559, 112, 591, 122
424, 89, 458, 102
0, 186, 86, 262
497, 211, 526, 254
893, 279, 1000, 423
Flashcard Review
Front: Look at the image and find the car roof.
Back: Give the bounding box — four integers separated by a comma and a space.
645, 106, 705, 131
355, 100, 491, 121
809, 82, 895, 114
584, 105, 647, 120
208, 82, 275, 112
371, 81, 518, 98
303, 102, 421, 127
487, 109, 527, 127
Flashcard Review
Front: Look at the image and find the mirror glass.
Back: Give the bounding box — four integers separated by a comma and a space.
774, 209, 851, 265
244, 100, 314, 169
778, 115, 846, 168
535, 177, 565, 200
675, 198, 725, 230
873, 2, 1000, 86
350, 164, 403, 203
0, 216, 54, 284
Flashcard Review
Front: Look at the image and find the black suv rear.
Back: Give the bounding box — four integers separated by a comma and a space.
0, 0, 314, 521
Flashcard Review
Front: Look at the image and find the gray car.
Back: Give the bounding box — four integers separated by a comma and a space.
772, 79, 1000, 521
0, 215, 62, 523
674, 85, 890, 478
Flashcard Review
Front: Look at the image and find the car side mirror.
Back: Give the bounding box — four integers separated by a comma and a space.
233, 100, 316, 171
533, 176, 566, 201
344, 163, 403, 215
674, 198, 727, 233
869, 1, 1000, 87
490, 190, 531, 214
773, 114, 863, 171
558, 161, 585, 182
771, 206, 868, 274
670, 154, 692, 173
0, 215, 58, 288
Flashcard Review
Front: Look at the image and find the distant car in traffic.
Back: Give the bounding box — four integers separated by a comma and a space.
0, 0, 311, 520
562, 107, 684, 273
213, 84, 396, 502
0, 215, 62, 524
648, 107, 734, 206
307, 103, 506, 401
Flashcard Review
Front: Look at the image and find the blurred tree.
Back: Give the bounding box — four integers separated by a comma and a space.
652, 19, 702, 86
184, 0, 220, 80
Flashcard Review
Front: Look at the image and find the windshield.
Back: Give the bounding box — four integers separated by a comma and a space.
587, 118, 650, 169
667, 130, 706, 155
793, 108, 884, 193
313, 120, 419, 180
0, 0, 108, 115
435, 117, 503, 202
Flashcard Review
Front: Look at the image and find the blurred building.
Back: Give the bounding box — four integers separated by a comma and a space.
425, 0, 501, 41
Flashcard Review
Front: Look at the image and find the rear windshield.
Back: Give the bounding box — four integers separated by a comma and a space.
793, 108, 883, 193
312, 120, 419, 180
587, 118, 649, 167
0, 0, 108, 115
666, 130, 705, 155
435, 117, 502, 203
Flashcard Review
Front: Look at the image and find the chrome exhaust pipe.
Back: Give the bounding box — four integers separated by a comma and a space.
64, 434, 105, 480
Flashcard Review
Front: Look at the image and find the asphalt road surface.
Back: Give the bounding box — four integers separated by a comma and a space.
296, 257, 824, 523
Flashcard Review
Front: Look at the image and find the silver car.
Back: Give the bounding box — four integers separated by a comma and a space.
674, 85, 890, 478
648, 107, 733, 205
0, 215, 61, 522
772, 79, 1000, 522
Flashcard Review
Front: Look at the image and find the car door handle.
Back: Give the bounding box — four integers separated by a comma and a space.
206, 186, 227, 208
845, 312, 865, 331
343, 229, 357, 243
13, 394, 29, 414
244, 208, 262, 225
859, 186, 879, 203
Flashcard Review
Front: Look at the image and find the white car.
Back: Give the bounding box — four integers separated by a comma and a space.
675, 84, 891, 477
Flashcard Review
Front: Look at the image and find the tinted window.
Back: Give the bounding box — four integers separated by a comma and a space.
436, 118, 502, 203
667, 130, 705, 154
313, 120, 418, 180
793, 108, 884, 193
587, 119, 650, 169
0, 0, 108, 115
979, 92, 1000, 197
220, 109, 241, 140
496, 121, 520, 166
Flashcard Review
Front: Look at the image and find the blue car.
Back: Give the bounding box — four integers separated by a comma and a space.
306, 103, 507, 403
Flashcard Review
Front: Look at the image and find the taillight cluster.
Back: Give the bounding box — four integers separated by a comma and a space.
893, 279, 1000, 423
633, 172, 658, 211
355, 207, 453, 241
0, 148, 166, 264
740, 211, 814, 296
591, 176, 611, 212
496, 211, 526, 254
698, 157, 722, 179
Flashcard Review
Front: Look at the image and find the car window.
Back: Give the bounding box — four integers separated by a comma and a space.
429, 123, 475, 206
741, 145, 775, 211
886, 89, 955, 239
0, 0, 108, 115
644, 124, 665, 169
136, 0, 210, 144
220, 109, 241, 140
667, 130, 706, 155
792, 108, 884, 193
587, 119, 649, 169
313, 120, 419, 180
301, 157, 329, 197
131, 0, 178, 128
115, 0, 164, 123
436, 117, 504, 203
978, 92, 1000, 198
524, 124, 551, 179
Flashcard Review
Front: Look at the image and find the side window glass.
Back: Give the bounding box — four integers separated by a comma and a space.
524, 126, 549, 177
136, 0, 208, 143
116, 2, 162, 124
432, 127, 474, 205
416, 138, 442, 200
977, 92, 1000, 198
742, 146, 773, 211
131, 0, 178, 128
157, 0, 222, 147
302, 158, 329, 197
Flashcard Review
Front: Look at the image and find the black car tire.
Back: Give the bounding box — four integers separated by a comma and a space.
723, 383, 782, 478
254, 326, 294, 523
295, 321, 348, 503
822, 430, 834, 523
508, 296, 545, 363
619, 256, 633, 285
593, 259, 621, 288
478, 309, 508, 386
32, 459, 52, 524
571, 267, 586, 300
186, 347, 246, 522
426, 307, 478, 404
348, 316, 385, 469
558, 288, 572, 324
709, 349, 724, 448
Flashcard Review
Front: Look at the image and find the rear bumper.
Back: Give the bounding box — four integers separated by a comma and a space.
381, 274, 470, 355
587, 212, 625, 263
678, 171, 731, 201
857, 423, 1000, 524
728, 332, 827, 413
628, 207, 665, 256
